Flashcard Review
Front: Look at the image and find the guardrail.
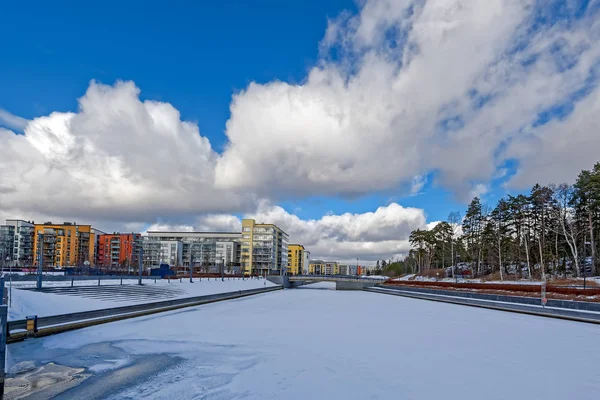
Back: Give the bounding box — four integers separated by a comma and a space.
7, 286, 282, 342
367, 286, 600, 324
5, 274, 160, 282
376, 283, 600, 312
291, 275, 386, 282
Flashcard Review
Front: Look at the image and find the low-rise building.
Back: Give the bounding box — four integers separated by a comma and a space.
145, 231, 240, 269
309, 260, 340, 275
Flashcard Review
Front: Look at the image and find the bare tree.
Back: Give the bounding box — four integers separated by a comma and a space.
448, 212, 462, 279
552, 184, 582, 277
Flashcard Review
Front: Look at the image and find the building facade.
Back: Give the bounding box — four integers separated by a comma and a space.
0, 220, 35, 267
142, 240, 183, 269
96, 233, 142, 272
241, 219, 288, 275
0, 225, 14, 267
33, 222, 95, 268
309, 260, 339, 275
303, 250, 310, 275
145, 231, 241, 269
287, 244, 305, 275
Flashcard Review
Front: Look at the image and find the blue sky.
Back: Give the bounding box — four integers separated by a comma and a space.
1, 0, 599, 261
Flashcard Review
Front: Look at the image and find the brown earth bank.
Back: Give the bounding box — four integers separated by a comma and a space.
382, 280, 600, 302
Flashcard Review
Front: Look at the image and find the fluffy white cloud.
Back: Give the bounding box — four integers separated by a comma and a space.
215, 0, 600, 199
148, 202, 427, 263
0, 81, 252, 224
506, 80, 600, 187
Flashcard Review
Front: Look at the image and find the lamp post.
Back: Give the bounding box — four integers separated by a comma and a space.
190, 246, 194, 283
9, 258, 14, 307
37, 232, 43, 290
138, 246, 144, 286
190, 243, 198, 283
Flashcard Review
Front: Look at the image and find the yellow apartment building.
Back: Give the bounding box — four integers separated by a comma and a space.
33, 222, 95, 267
287, 244, 305, 275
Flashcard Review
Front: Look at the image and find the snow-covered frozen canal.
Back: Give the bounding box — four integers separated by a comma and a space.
8, 282, 600, 399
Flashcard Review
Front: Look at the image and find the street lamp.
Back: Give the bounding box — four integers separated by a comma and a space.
189, 243, 200, 283
6, 256, 11, 307
190, 245, 194, 283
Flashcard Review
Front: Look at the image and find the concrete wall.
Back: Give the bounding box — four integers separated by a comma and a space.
336, 281, 377, 290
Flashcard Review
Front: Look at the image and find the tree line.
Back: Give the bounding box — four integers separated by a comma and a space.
382, 162, 600, 280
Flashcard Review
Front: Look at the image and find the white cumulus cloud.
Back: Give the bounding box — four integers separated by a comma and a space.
215, 0, 600, 200
146, 202, 428, 263
0, 81, 252, 225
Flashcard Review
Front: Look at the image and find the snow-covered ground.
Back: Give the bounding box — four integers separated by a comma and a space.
7, 278, 275, 320
7, 284, 600, 399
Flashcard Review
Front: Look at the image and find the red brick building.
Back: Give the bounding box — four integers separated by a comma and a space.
96, 233, 142, 272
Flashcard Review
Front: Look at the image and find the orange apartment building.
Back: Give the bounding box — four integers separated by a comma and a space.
96, 233, 142, 272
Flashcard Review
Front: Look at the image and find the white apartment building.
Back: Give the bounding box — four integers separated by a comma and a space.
142, 240, 183, 268
1, 219, 35, 266
145, 231, 240, 269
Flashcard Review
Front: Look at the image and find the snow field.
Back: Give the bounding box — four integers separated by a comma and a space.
7, 285, 600, 399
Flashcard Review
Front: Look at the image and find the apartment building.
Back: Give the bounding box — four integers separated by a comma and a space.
33, 222, 95, 267
241, 219, 288, 275
303, 250, 311, 275
287, 244, 306, 275
142, 240, 183, 269
96, 233, 142, 272
309, 260, 339, 275
0, 219, 35, 266
91, 228, 106, 266
145, 231, 240, 269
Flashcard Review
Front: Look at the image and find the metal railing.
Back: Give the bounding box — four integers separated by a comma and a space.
291, 274, 387, 282
366, 286, 600, 324
7, 285, 282, 336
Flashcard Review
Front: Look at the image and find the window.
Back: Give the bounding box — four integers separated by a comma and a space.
242, 227, 251, 232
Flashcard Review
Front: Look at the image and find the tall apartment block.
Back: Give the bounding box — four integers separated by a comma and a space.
33, 222, 95, 267
241, 219, 288, 276
96, 233, 142, 272
287, 244, 306, 275
0, 219, 35, 266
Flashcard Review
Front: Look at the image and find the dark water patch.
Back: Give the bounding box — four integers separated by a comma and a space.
53, 353, 183, 399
